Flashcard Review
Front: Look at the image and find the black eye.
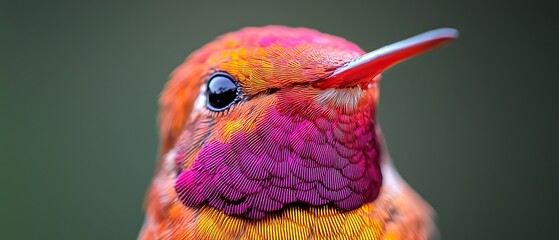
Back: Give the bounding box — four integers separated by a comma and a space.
206, 73, 239, 111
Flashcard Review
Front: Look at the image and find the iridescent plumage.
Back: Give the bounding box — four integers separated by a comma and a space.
140, 26, 457, 239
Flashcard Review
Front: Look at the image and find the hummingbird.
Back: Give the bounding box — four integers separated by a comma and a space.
139, 26, 458, 240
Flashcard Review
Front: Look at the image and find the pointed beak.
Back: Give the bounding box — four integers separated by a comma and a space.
317, 28, 459, 89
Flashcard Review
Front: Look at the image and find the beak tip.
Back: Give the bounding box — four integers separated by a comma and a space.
437, 28, 460, 40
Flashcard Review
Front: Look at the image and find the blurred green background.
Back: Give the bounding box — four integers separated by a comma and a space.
1, 0, 557, 239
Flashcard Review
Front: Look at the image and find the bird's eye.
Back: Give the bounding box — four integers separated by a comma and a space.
206, 73, 240, 111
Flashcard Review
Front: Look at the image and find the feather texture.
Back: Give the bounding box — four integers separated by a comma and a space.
140, 26, 440, 239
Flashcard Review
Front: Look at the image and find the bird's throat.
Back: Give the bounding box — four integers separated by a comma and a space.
174, 93, 382, 220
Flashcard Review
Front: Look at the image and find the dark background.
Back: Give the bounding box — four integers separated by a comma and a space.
1, 0, 557, 239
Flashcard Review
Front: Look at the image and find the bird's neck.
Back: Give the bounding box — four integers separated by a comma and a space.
174, 104, 382, 219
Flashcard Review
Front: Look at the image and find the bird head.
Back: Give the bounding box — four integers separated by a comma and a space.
158, 26, 457, 219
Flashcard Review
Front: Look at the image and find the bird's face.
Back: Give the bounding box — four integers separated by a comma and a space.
158, 26, 457, 219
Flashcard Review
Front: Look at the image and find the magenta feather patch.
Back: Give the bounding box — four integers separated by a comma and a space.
175, 92, 381, 220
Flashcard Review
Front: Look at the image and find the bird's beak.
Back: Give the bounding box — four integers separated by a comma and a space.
317, 28, 459, 89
